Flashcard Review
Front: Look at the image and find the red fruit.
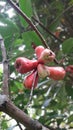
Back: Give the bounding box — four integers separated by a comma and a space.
35, 45, 45, 58
14, 57, 38, 74
37, 64, 66, 80
38, 48, 55, 64
34, 45, 55, 64
65, 65, 73, 73
47, 66, 66, 80
23, 70, 38, 89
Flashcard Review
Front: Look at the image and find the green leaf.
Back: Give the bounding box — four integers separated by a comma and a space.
19, 0, 33, 27
69, 0, 73, 5
48, 20, 60, 32
1, 119, 8, 130
65, 81, 73, 99
62, 38, 73, 54
0, 16, 19, 38
68, 115, 73, 123
48, 1, 64, 32
22, 31, 42, 48
14, 38, 24, 47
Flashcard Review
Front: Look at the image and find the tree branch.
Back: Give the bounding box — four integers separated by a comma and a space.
7, 0, 48, 48
17, 122, 23, 130
49, 4, 73, 27
0, 97, 50, 130
32, 16, 63, 43
0, 35, 9, 96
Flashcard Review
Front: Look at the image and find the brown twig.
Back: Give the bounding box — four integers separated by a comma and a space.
49, 4, 73, 27
0, 99, 50, 130
7, 0, 48, 48
0, 35, 9, 96
32, 16, 63, 43
17, 122, 23, 130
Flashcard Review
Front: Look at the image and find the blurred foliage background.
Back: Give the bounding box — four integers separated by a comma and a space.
0, 0, 73, 130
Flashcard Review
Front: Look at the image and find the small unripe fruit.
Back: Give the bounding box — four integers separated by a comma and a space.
14, 57, 38, 74
35, 45, 45, 58
23, 71, 38, 89
38, 48, 55, 64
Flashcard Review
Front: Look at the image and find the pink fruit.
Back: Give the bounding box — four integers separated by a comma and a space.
23, 70, 38, 89
33, 45, 55, 64
35, 45, 45, 58
37, 64, 66, 80
47, 66, 66, 80
38, 48, 55, 64
14, 57, 38, 74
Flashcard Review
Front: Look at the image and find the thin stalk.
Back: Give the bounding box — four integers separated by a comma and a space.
7, 0, 48, 48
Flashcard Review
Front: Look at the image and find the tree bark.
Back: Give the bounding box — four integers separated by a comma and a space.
0, 97, 50, 130
0, 35, 9, 96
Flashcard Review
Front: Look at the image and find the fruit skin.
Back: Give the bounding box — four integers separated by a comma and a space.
47, 66, 66, 80
65, 65, 73, 73
35, 45, 45, 58
33, 45, 55, 64
37, 64, 66, 80
38, 48, 55, 64
37, 64, 49, 78
23, 70, 38, 89
14, 57, 38, 74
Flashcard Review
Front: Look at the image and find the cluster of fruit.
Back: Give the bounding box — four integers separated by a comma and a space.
14, 45, 66, 89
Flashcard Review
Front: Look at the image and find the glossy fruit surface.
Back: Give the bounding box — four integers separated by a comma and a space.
14, 57, 38, 74
47, 67, 66, 80
37, 64, 66, 80
23, 70, 38, 89
38, 48, 55, 64
35, 45, 45, 58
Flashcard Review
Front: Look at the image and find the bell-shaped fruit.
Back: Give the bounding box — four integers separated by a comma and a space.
14, 57, 38, 74
35, 45, 45, 58
47, 66, 66, 80
33, 45, 55, 64
38, 48, 55, 64
37, 64, 66, 80
23, 70, 38, 89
